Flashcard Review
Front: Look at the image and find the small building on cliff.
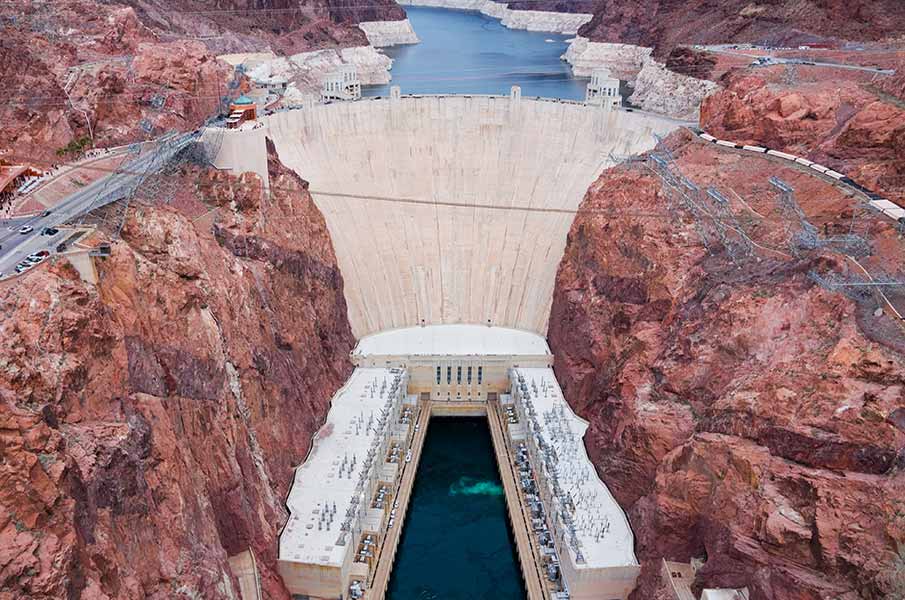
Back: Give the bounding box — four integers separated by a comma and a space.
0, 164, 43, 206
226, 95, 257, 129
586, 69, 621, 109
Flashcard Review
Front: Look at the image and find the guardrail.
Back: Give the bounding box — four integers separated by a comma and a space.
692, 129, 905, 225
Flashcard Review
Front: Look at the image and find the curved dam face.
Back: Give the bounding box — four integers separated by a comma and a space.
265, 96, 679, 337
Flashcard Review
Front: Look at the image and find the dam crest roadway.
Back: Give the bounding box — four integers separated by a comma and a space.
211, 91, 686, 337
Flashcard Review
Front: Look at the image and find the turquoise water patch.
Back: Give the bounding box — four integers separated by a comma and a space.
450, 476, 504, 497
388, 417, 524, 599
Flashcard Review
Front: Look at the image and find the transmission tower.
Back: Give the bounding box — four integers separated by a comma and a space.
768, 176, 871, 257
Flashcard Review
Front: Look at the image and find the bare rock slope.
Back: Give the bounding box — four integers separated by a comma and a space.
0, 148, 355, 599
701, 74, 905, 202
548, 131, 905, 599
0, 0, 406, 162
577, 0, 905, 54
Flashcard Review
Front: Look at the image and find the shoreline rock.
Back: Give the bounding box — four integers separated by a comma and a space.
228, 45, 395, 98
397, 0, 592, 34
561, 36, 651, 78
561, 37, 717, 120
628, 57, 719, 120
359, 19, 420, 47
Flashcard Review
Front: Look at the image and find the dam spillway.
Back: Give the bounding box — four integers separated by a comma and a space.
264, 95, 680, 337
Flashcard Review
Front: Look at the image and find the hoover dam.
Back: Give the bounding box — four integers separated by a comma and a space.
260, 94, 681, 336
201, 92, 684, 600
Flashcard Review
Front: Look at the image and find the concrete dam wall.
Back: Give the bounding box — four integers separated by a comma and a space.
265, 96, 680, 338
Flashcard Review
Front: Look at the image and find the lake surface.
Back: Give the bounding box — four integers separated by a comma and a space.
365, 6, 587, 99
387, 417, 525, 599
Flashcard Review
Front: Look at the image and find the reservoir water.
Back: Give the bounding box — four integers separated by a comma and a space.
365, 6, 587, 100
387, 417, 525, 599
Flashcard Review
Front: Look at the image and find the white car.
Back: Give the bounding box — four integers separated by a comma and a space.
25, 250, 50, 265
18, 226, 33, 235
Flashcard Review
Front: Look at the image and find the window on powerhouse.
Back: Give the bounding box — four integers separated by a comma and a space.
477, 366, 483, 384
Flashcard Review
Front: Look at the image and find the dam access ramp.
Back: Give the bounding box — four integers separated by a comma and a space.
264, 94, 680, 338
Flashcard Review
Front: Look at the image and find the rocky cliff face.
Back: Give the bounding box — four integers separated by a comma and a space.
701, 74, 905, 202
576, 0, 905, 54
0, 4, 233, 163
0, 146, 355, 599
0, 0, 406, 163
121, 0, 404, 52
548, 131, 905, 599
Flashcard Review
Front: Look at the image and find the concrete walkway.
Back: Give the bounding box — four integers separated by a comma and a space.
487, 400, 550, 600
366, 400, 432, 600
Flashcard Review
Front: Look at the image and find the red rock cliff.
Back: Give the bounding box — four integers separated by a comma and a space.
0, 145, 355, 599
548, 131, 905, 599
0, 0, 406, 162
576, 0, 905, 53
701, 75, 905, 203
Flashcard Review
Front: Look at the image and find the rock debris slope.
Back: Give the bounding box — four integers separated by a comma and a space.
0, 148, 354, 599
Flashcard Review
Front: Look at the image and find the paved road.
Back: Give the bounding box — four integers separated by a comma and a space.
698, 44, 896, 75
0, 132, 196, 278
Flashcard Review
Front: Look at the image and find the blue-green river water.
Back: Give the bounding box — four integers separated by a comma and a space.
365, 6, 587, 100
386, 417, 525, 599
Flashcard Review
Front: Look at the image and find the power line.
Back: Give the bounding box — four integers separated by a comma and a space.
2, 147, 675, 219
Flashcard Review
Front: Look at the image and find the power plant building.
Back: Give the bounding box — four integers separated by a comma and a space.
586, 69, 622, 109
279, 325, 639, 600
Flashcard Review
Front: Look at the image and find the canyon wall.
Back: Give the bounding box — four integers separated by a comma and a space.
0, 147, 355, 599
548, 130, 905, 599
0, 0, 408, 162
397, 0, 591, 34
358, 19, 420, 47
575, 0, 905, 54
0, 6, 233, 163
627, 58, 718, 120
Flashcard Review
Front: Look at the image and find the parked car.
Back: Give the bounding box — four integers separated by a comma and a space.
14, 264, 27, 273
42, 227, 59, 236
41, 210, 52, 217
18, 225, 33, 235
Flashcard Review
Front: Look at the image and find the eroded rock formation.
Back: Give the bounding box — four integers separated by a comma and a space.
0, 147, 354, 599
701, 74, 905, 202
548, 131, 905, 599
